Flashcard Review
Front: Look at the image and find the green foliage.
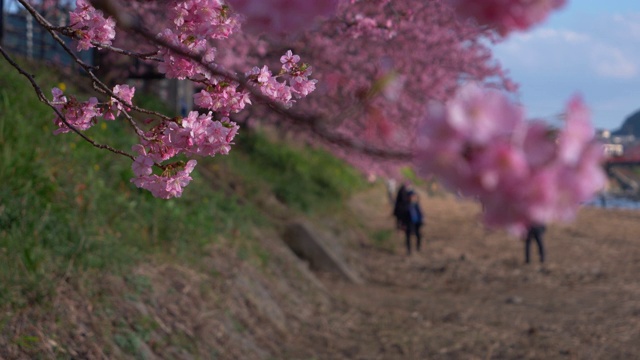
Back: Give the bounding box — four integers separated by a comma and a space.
399, 166, 427, 187
0, 60, 262, 308
226, 131, 365, 212
0, 59, 365, 311
134, 91, 177, 117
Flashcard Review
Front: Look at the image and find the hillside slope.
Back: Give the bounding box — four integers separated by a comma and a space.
0, 58, 367, 359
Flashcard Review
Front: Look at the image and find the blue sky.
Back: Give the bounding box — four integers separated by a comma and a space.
492, 0, 640, 130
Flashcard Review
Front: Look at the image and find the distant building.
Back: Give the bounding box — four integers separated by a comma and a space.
596, 129, 611, 141
603, 143, 624, 157
596, 129, 636, 158
612, 134, 636, 145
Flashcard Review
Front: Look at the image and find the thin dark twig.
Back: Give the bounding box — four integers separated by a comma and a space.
0, 46, 135, 160
89, 42, 162, 61
88, 82, 155, 142
17, 0, 172, 126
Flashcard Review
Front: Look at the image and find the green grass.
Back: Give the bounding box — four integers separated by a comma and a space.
0, 57, 365, 310
0, 59, 259, 308
224, 131, 365, 213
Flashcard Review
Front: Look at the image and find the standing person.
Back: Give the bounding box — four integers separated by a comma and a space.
524, 224, 546, 264
404, 191, 423, 255
393, 183, 410, 230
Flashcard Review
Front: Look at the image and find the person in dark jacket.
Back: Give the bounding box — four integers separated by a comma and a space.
393, 183, 410, 230
524, 224, 546, 264
404, 191, 423, 255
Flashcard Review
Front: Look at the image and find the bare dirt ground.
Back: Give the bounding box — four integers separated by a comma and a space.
3, 185, 640, 359
299, 186, 640, 359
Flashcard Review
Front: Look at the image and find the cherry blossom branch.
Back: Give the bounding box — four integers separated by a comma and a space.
0, 45, 135, 161
104, 1, 412, 160
17, 0, 94, 70
3, 0, 601, 218
17, 0, 172, 137
20, 1, 155, 147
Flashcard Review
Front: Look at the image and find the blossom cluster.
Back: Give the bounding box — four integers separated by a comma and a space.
156, 28, 214, 80
156, 4, 317, 112
154, 111, 239, 159
69, 0, 116, 50
51, 85, 134, 133
244, 50, 318, 108
414, 83, 605, 233
53, 1, 317, 199
170, 0, 239, 40
151, 1, 321, 114
343, 13, 395, 40
193, 79, 251, 116
51, 87, 101, 134
50, 83, 240, 198
156, 0, 239, 81
129, 112, 239, 198
453, 0, 566, 35
131, 145, 198, 199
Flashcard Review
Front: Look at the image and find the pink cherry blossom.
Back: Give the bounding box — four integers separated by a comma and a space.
131, 160, 198, 199
243, 50, 317, 107
104, 84, 136, 120
414, 84, 606, 233
193, 81, 252, 116
41, 0, 564, 205
280, 50, 300, 71
453, 0, 567, 35
156, 29, 210, 80
163, 111, 240, 157
291, 76, 318, 98
140, 124, 181, 162
557, 96, 595, 164
170, 0, 240, 40
447, 83, 522, 145
227, 0, 340, 34
131, 144, 155, 177
51, 87, 102, 134
69, 0, 116, 50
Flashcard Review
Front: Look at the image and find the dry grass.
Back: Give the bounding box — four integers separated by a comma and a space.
318, 185, 640, 359
3, 182, 639, 359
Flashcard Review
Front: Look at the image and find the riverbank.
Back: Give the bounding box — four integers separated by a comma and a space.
586, 192, 640, 209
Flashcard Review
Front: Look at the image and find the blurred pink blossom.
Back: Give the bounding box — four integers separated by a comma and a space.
453, 0, 566, 35
415, 83, 605, 233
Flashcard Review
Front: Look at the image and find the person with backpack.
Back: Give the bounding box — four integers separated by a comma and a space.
404, 190, 424, 255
